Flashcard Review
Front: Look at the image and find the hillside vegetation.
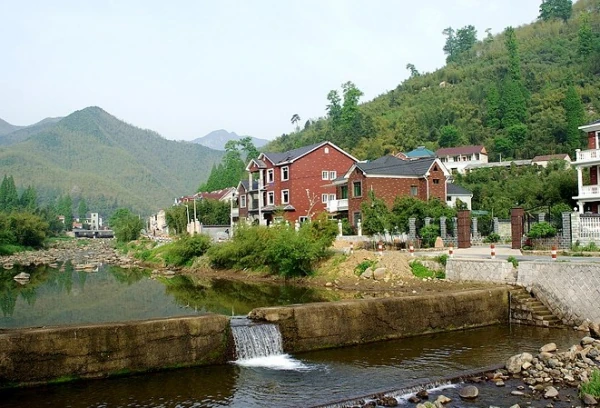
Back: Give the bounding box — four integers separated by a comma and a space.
266, 0, 600, 161
0, 107, 223, 215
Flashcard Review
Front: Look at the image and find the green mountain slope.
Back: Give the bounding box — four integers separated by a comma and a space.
266, 0, 600, 160
0, 118, 23, 136
0, 107, 223, 215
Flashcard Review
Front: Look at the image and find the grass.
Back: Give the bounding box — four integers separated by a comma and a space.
354, 259, 378, 276
580, 369, 600, 398
410, 261, 445, 279
507, 256, 519, 268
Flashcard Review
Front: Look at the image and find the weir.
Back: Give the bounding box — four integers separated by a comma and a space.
231, 318, 284, 360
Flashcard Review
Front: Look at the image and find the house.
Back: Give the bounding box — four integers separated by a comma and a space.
464, 159, 532, 172
327, 155, 450, 226
236, 141, 358, 225
405, 146, 435, 160
176, 187, 236, 205
573, 120, 600, 213
435, 145, 488, 174
531, 154, 571, 168
446, 183, 473, 210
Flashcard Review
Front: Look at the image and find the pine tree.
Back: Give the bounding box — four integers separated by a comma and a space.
563, 85, 584, 152
578, 12, 594, 59
539, 0, 572, 22
486, 84, 502, 129
19, 186, 37, 211
78, 198, 88, 220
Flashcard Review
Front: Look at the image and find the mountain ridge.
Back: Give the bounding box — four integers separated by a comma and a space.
192, 129, 269, 150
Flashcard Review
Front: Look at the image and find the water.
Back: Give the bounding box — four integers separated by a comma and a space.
0, 325, 582, 407
0, 264, 330, 328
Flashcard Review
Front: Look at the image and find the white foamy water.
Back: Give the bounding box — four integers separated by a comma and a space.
235, 354, 311, 370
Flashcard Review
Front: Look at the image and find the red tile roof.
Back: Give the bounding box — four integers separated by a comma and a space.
435, 145, 486, 157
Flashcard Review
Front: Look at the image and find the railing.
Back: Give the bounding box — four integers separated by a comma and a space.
231, 208, 239, 217
327, 199, 348, 212
576, 149, 600, 163
580, 215, 600, 241
579, 184, 600, 198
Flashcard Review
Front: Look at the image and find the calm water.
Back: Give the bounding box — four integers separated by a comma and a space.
0, 263, 329, 329
0, 325, 581, 407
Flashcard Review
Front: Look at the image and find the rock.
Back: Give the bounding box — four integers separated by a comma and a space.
434, 237, 444, 249
577, 321, 591, 332
435, 394, 451, 404
540, 343, 557, 353
507, 353, 534, 374
590, 322, 600, 339
582, 393, 598, 405
408, 395, 421, 403
582, 336, 596, 346
495, 380, 505, 386
511, 390, 526, 396
509, 405, 521, 408
325, 282, 333, 287
416, 403, 436, 408
416, 390, 429, 400
539, 351, 554, 361
458, 385, 478, 399
522, 362, 532, 370
377, 396, 398, 407
360, 267, 374, 279
544, 386, 559, 399
373, 267, 387, 280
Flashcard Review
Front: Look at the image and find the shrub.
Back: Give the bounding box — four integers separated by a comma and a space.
580, 369, 600, 398
156, 234, 212, 267
507, 256, 519, 268
436, 254, 449, 267
419, 224, 440, 248
410, 261, 445, 279
484, 233, 500, 243
354, 259, 378, 276
527, 222, 556, 239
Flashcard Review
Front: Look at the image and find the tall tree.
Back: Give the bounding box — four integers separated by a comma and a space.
485, 84, 502, 129
326, 89, 342, 130
505, 27, 522, 82
109, 208, 144, 242
539, 0, 572, 22
19, 186, 37, 211
238, 137, 260, 161
0, 175, 19, 212
406, 63, 420, 78
442, 27, 457, 62
578, 12, 594, 59
443, 25, 477, 63
290, 114, 301, 132
438, 125, 463, 148
56, 194, 74, 231
78, 198, 88, 220
563, 85, 584, 152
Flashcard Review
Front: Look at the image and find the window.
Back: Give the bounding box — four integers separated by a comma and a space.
329, 171, 337, 180
322, 194, 329, 203
281, 189, 289, 204
267, 169, 274, 183
240, 195, 247, 208
281, 166, 289, 181
433, 179, 440, 185
324, 147, 329, 154
353, 212, 362, 227
353, 181, 362, 197
340, 186, 348, 199
322, 171, 329, 180
267, 191, 274, 205
329, 194, 336, 201
299, 216, 309, 223
410, 185, 418, 196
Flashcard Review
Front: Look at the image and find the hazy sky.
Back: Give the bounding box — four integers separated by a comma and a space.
0, 0, 540, 141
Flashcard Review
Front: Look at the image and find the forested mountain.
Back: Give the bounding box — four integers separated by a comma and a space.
266, 0, 600, 161
192, 129, 269, 151
0, 118, 23, 136
0, 107, 223, 215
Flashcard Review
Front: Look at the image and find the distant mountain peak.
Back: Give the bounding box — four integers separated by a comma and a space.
192, 129, 269, 150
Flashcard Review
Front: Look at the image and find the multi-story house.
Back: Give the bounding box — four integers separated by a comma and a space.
436, 145, 488, 174
574, 120, 600, 213
327, 155, 450, 226
236, 141, 358, 225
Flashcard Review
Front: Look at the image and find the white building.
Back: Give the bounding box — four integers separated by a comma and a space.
436, 145, 488, 174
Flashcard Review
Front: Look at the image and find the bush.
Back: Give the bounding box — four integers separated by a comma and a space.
410, 261, 445, 279
419, 224, 439, 248
436, 254, 449, 267
507, 256, 519, 268
484, 233, 500, 243
580, 369, 600, 398
354, 259, 378, 276
527, 222, 557, 239
152, 234, 212, 267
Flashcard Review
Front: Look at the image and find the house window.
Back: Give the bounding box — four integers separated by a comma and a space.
322, 171, 329, 180
267, 191, 274, 205
322, 193, 329, 203
267, 169, 274, 183
329, 171, 337, 180
281, 166, 289, 181
410, 185, 418, 196
353, 181, 362, 197
340, 186, 348, 199
324, 147, 329, 154
281, 189, 289, 204
353, 211, 362, 227
329, 194, 336, 201
240, 195, 247, 208
299, 216, 309, 223
433, 179, 440, 185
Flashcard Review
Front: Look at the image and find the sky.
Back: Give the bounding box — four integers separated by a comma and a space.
0, 0, 541, 141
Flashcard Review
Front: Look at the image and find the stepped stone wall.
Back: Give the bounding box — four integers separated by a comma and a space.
249, 288, 509, 353
0, 315, 230, 387
446, 259, 600, 325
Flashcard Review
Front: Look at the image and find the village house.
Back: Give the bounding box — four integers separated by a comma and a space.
327, 155, 451, 226
574, 119, 600, 213
236, 141, 358, 225
531, 154, 571, 168
435, 145, 488, 174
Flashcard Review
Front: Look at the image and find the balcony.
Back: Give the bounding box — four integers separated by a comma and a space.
326, 199, 348, 213
576, 184, 600, 199
576, 149, 600, 165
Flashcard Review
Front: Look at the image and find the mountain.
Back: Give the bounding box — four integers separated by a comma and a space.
192, 129, 269, 150
0, 117, 64, 146
0, 107, 223, 215
0, 118, 23, 136
265, 0, 599, 162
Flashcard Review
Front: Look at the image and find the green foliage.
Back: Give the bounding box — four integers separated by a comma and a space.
580, 369, 600, 398
198, 138, 259, 192
410, 261, 445, 279
539, 0, 573, 22
507, 256, 519, 268
563, 85, 585, 151
484, 233, 501, 243
443, 25, 477, 63
419, 224, 440, 248
56, 194, 73, 231
165, 204, 188, 235
77, 198, 88, 221
438, 125, 463, 147
527, 221, 557, 238
109, 208, 144, 243
571, 240, 599, 252
154, 235, 212, 267
361, 191, 391, 235
435, 254, 449, 267
390, 197, 456, 233
354, 259, 378, 276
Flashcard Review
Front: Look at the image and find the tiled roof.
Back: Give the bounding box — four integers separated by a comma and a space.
447, 183, 472, 196
262, 142, 326, 165
356, 157, 436, 177
240, 180, 259, 191
532, 154, 570, 162
435, 145, 486, 157
405, 146, 435, 158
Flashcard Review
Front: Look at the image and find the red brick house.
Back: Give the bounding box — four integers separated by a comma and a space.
328, 155, 450, 226
236, 141, 358, 225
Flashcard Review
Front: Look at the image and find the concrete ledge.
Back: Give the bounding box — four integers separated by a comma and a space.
0, 315, 230, 387
249, 288, 509, 353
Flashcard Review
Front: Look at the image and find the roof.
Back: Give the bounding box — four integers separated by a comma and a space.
259, 141, 359, 166
405, 146, 435, 158
532, 154, 571, 162
464, 160, 532, 170
447, 183, 472, 196
578, 119, 600, 131
196, 187, 236, 201
239, 180, 260, 191
435, 145, 486, 157
356, 157, 438, 177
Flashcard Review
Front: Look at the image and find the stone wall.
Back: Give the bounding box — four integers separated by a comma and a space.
0, 315, 230, 387
446, 259, 600, 325
248, 289, 508, 353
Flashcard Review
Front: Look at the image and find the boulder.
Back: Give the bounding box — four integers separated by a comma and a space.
458, 385, 478, 399
544, 386, 559, 399
506, 352, 533, 374
590, 322, 600, 339
435, 394, 452, 404
360, 267, 374, 279
434, 237, 444, 249
416, 389, 429, 400
373, 267, 388, 280
582, 336, 596, 346
540, 343, 557, 353
582, 393, 598, 406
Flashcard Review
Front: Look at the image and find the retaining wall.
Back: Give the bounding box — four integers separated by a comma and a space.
248, 288, 509, 353
446, 259, 600, 325
0, 315, 230, 387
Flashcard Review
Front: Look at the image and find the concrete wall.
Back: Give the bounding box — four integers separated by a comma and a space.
248, 288, 509, 353
446, 259, 600, 325
0, 315, 230, 387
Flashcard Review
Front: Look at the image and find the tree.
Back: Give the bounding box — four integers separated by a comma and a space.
443, 25, 477, 63
56, 194, 73, 231
109, 208, 144, 242
360, 191, 391, 235
578, 12, 594, 59
505, 27, 522, 82
78, 198, 88, 221
485, 84, 502, 129
290, 114, 301, 132
238, 137, 260, 161
406, 63, 420, 78
539, 0, 572, 22
19, 186, 37, 211
0, 175, 19, 212
165, 205, 188, 235
326, 89, 342, 128
563, 85, 584, 151
442, 27, 457, 62
438, 125, 463, 148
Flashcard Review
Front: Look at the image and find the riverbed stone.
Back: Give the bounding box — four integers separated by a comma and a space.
360, 267, 374, 279
582, 336, 596, 346
582, 393, 598, 405
507, 352, 534, 373
458, 385, 478, 399
416, 389, 429, 399
590, 322, 600, 339
540, 343, 557, 353
373, 267, 387, 280
544, 386, 559, 399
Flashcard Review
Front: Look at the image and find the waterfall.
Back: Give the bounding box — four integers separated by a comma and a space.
231, 321, 284, 360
